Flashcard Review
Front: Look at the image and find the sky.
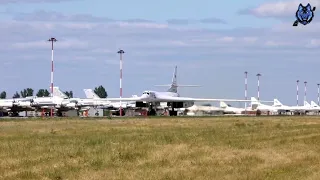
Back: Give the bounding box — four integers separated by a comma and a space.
1, 0, 320, 106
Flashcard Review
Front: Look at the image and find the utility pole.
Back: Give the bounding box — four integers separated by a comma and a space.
48, 37, 57, 117
117, 49, 125, 116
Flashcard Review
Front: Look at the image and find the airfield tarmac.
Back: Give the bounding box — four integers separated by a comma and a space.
0, 116, 320, 180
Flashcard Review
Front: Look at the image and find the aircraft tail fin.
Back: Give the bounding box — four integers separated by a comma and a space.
50, 87, 69, 98
311, 101, 319, 107
273, 99, 283, 106
304, 101, 311, 107
250, 97, 260, 110
154, 65, 200, 93
83, 89, 101, 99
220, 101, 229, 108
251, 97, 260, 105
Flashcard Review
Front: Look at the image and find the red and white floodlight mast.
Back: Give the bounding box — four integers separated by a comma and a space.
304, 81, 307, 102
48, 37, 57, 117
318, 83, 320, 105
244, 71, 248, 112
117, 49, 125, 116
296, 80, 299, 106
256, 73, 261, 101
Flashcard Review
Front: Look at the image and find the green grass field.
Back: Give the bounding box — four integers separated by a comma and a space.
1, 116, 320, 180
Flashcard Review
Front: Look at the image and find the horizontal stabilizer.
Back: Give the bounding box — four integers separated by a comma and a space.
251, 97, 273, 104
154, 84, 201, 87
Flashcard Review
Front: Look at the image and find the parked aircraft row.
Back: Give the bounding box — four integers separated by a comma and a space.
0, 87, 137, 116
1, 66, 317, 117
182, 98, 320, 116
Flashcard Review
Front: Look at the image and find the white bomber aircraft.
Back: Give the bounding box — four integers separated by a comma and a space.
101, 66, 270, 116
251, 97, 285, 114
219, 101, 247, 114
15, 87, 85, 116
83, 89, 136, 109
273, 99, 314, 113
252, 97, 311, 114
0, 97, 34, 116
52, 87, 114, 109
310, 101, 320, 112
28, 96, 77, 116
184, 105, 224, 116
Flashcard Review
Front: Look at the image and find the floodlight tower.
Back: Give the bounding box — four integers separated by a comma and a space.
317, 83, 320, 105
256, 73, 261, 101
117, 49, 125, 116
304, 81, 307, 102
48, 37, 57, 117
244, 71, 248, 113
296, 80, 299, 106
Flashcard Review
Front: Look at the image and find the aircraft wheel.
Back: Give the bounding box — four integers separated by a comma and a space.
148, 109, 156, 116
57, 111, 63, 117
169, 110, 177, 116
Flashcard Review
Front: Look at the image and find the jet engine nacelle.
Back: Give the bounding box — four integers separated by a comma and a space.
167, 101, 194, 108
135, 101, 160, 107
135, 101, 148, 107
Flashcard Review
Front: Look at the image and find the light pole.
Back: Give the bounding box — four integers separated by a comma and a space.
244, 71, 248, 113
304, 81, 307, 102
117, 49, 125, 116
317, 83, 320, 105
296, 80, 299, 106
48, 37, 57, 117
256, 73, 261, 101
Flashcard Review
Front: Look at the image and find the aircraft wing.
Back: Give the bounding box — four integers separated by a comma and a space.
101, 97, 142, 101
102, 96, 272, 103
157, 96, 253, 102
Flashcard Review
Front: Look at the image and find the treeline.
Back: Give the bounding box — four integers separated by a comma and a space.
0, 85, 108, 99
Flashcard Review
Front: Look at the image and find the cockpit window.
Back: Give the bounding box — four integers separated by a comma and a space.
142, 91, 150, 95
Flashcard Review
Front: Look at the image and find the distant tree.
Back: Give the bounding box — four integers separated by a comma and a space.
0, 91, 6, 99
64, 91, 73, 98
36, 89, 50, 97
12, 91, 20, 98
20, 88, 34, 98
94, 85, 107, 98
36, 89, 43, 97
202, 103, 211, 106
44, 89, 50, 96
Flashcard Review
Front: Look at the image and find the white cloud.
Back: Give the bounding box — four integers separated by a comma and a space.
242, 37, 258, 43
216, 36, 235, 43
10, 39, 89, 49
240, 0, 319, 18
306, 39, 320, 47
117, 22, 168, 29
265, 40, 293, 47
167, 18, 226, 25
0, 0, 77, 4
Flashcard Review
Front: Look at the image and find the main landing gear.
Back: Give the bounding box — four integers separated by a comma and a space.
146, 103, 178, 116
9, 111, 19, 117
147, 104, 157, 116
169, 106, 177, 116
